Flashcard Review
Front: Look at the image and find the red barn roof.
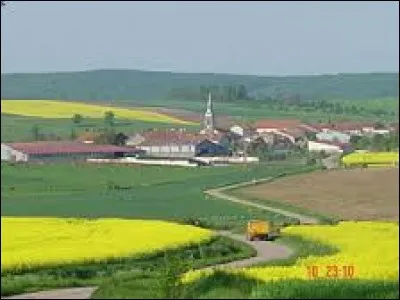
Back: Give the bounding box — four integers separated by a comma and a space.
139, 130, 225, 146
306, 122, 376, 132
254, 119, 302, 130
140, 130, 203, 146
7, 141, 137, 155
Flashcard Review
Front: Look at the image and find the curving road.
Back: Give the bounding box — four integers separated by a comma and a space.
205, 177, 319, 225
2, 175, 310, 299
1, 231, 293, 299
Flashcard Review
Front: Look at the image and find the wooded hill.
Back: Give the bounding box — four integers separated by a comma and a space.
1, 69, 398, 102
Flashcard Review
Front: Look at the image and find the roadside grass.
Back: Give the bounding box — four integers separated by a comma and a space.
182, 272, 399, 299
179, 234, 397, 299
92, 234, 336, 299
1, 236, 255, 297
91, 232, 398, 299
249, 279, 399, 299
250, 234, 338, 267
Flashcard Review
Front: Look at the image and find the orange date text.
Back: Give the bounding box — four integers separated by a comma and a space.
306, 265, 355, 279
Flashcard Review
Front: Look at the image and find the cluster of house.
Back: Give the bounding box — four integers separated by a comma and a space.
1, 93, 398, 163
119, 119, 397, 158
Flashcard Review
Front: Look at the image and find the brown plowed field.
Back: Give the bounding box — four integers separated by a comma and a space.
235, 168, 399, 221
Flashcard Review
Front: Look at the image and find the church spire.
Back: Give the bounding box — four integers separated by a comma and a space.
203, 92, 214, 133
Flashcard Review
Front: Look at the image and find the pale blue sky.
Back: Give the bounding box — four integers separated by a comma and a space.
1, 1, 399, 75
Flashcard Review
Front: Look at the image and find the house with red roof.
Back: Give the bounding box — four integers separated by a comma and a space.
253, 119, 308, 145
305, 121, 391, 136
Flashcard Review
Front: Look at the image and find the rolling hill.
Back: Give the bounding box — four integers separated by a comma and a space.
1, 69, 398, 102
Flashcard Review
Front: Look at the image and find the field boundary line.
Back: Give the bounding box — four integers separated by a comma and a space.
204, 176, 319, 225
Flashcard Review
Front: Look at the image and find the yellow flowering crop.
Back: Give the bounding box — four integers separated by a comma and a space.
1, 217, 213, 272
342, 152, 399, 167
1, 100, 195, 125
183, 221, 399, 283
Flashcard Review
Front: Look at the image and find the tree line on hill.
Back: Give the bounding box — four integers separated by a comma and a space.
1, 70, 398, 102
166, 84, 397, 118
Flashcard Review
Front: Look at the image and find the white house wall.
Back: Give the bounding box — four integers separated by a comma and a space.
1, 144, 29, 162
230, 125, 244, 136
316, 131, 350, 144
138, 144, 196, 158
307, 141, 343, 154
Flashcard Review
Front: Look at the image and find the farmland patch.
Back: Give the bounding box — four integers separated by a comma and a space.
1, 100, 194, 124
231, 168, 399, 221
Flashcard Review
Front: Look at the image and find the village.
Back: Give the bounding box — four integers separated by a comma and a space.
1, 93, 399, 167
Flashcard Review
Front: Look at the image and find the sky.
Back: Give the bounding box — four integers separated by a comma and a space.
1, 1, 399, 75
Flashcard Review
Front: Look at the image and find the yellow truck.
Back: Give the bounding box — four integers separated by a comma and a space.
246, 220, 280, 241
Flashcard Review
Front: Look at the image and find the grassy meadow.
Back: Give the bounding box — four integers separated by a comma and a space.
1, 163, 311, 226
102, 97, 399, 122
0, 114, 200, 143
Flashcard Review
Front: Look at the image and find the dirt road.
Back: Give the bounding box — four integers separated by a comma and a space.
208, 231, 293, 269
1, 287, 97, 300
1, 230, 293, 300
205, 178, 319, 225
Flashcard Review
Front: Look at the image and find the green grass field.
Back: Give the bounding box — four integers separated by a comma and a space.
97, 97, 399, 122
1, 163, 312, 226
0, 114, 200, 143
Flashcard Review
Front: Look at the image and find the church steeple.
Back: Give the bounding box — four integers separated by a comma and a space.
203, 92, 214, 133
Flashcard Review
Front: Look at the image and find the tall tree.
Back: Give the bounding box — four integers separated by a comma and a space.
72, 113, 83, 125
104, 111, 115, 127
31, 124, 40, 141
114, 132, 128, 146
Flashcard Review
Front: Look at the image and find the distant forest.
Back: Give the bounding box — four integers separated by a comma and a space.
1, 70, 398, 102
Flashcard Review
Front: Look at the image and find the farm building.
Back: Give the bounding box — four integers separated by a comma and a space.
195, 139, 232, 157
307, 140, 351, 154
0, 142, 140, 162
134, 130, 202, 158
133, 129, 228, 158
307, 122, 389, 136
253, 119, 309, 145
125, 133, 146, 147
316, 129, 351, 144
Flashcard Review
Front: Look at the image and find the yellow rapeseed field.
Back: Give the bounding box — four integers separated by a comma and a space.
1, 217, 213, 272
1, 100, 195, 125
342, 152, 399, 167
183, 221, 399, 282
